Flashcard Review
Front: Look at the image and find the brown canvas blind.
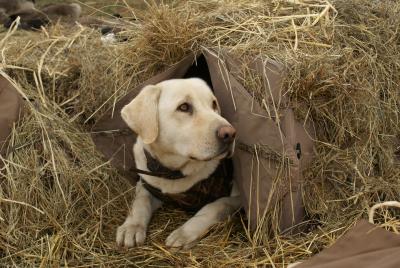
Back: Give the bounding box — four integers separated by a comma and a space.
295, 220, 400, 268
92, 49, 315, 232
0, 75, 23, 171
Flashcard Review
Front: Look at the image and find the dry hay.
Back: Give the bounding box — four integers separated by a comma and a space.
0, 0, 400, 267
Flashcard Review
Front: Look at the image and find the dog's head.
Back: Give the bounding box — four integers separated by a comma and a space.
121, 78, 236, 161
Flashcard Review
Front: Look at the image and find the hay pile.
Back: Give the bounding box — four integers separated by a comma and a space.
1, 0, 399, 266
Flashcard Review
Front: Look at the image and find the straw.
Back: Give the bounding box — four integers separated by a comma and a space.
1, 0, 399, 266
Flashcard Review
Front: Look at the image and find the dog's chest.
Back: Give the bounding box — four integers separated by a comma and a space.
141, 159, 233, 212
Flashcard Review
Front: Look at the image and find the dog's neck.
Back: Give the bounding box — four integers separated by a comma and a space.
142, 149, 185, 180
142, 141, 219, 178
143, 143, 192, 173
136, 138, 221, 194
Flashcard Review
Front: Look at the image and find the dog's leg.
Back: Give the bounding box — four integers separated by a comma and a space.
116, 181, 162, 247
166, 183, 241, 249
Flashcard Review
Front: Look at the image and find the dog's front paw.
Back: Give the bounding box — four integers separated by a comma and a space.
166, 226, 199, 249
116, 222, 146, 248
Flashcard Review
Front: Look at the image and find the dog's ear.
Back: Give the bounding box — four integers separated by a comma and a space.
121, 85, 161, 144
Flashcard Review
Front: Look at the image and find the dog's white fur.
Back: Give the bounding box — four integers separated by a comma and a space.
116, 78, 241, 249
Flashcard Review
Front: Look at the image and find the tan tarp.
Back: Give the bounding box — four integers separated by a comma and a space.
0, 75, 23, 170
295, 220, 400, 268
92, 49, 315, 231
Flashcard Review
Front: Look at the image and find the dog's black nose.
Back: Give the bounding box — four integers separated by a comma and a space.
217, 125, 236, 144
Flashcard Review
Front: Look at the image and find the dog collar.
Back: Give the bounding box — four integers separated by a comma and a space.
128, 150, 185, 180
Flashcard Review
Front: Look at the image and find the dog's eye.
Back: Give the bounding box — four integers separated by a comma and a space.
177, 102, 192, 113
212, 100, 218, 111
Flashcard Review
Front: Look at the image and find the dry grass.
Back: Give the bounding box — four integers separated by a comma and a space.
0, 0, 400, 267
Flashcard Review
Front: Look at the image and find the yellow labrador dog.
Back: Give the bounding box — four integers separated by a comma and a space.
117, 78, 241, 249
